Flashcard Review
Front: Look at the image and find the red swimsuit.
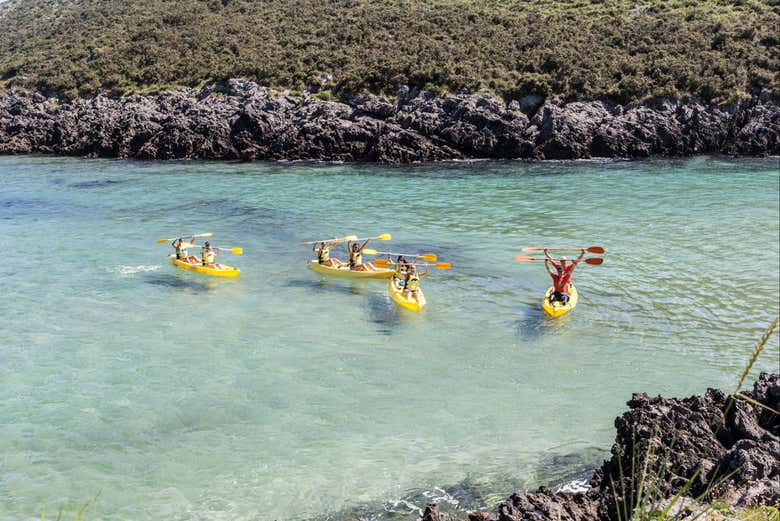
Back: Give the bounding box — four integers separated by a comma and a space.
549, 262, 575, 293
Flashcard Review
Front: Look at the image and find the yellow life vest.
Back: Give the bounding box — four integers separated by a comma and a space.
350, 250, 362, 267
176, 244, 188, 259
202, 248, 215, 264
318, 247, 330, 263
406, 274, 420, 291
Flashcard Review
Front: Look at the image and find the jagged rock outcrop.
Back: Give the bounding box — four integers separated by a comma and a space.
419, 373, 779, 521
1, 80, 778, 162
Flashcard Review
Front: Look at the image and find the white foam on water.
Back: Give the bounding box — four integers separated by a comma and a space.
383, 487, 460, 517
554, 479, 590, 494
422, 487, 460, 508
116, 264, 161, 275
383, 498, 423, 515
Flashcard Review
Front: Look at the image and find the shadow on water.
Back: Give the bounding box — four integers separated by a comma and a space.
310, 446, 606, 521
69, 179, 130, 189
1, 198, 49, 211
285, 278, 372, 297
285, 278, 406, 334
363, 293, 403, 334
0, 198, 72, 219
512, 302, 576, 340
142, 272, 216, 292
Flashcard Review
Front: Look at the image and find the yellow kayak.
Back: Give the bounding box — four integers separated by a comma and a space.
168, 255, 240, 278
308, 260, 394, 279
542, 285, 578, 317
388, 279, 426, 312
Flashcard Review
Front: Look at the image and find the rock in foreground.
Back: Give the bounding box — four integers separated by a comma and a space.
1, 80, 778, 162
419, 373, 779, 521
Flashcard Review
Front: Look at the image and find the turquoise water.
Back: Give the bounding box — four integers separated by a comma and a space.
1, 156, 778, 520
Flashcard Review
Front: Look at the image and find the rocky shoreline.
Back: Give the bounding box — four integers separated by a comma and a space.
413, 373, 779, 521
1, 80, 778, 162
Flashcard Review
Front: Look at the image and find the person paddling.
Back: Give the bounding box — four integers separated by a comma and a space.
347, 239, 376, 272
403, 263, 428, 304
313, 240, 345, 268
544, 248, 585, 304
172, 236, 198, 264
392, 255, 410, 286
201, 241, 223, 270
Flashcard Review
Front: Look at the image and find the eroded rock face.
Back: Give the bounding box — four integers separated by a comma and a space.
481, 372, 779, 521
1, 80, 777, 162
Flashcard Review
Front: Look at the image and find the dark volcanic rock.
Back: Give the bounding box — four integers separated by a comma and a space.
418, 503, 456, 521
1, 80, 778, 162
485, 372, 780, 521
496, 489, 598, 521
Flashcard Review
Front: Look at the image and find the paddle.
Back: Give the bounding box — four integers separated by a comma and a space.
363, 249, 437, 262
515, 255, 604, 265
156, 232, 212, 244
375, 259, 452, 270
175, 242, 242, 255
297, 235, 357, 246
349, 233, 392, 242
522, 246, 605, 254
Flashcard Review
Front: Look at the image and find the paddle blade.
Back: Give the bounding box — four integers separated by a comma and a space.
521, 247, 536, 252
231, 248, 243, 255
375, 259, 393, 267
420, 253, 437, 262
377, 233, 392, 241
515, 255, 538, 261
587, 246, 605, 254
434, 262, 452, 270
156, 238, 170, 244
343, 235, 358, 242
585, 257, 604, 265
362, 248, 379, 255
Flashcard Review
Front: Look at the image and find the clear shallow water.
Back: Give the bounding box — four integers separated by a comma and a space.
0, 156, 778, 521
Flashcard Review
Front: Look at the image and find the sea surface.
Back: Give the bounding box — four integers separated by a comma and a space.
1, 156, 778, 521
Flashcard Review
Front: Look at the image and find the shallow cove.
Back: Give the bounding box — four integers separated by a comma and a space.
0, 156, 778, 520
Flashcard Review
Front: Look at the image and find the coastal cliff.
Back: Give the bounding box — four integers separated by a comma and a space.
1, 81, 778, 163
417, 373, 780, 521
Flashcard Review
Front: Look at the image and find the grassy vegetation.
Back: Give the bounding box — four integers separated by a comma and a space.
0, 0, 777, 102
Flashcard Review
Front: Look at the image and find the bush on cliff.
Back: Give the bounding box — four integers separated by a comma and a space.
0, 0, 777, 103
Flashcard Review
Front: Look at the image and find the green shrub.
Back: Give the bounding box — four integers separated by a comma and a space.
1, 0, 776, 102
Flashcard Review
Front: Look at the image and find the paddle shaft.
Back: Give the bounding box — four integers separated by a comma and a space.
157, 232, 212, 244
348, 233, 392, 242
176, 243, 241, 254
298, 235, 357, 246
516, 255, 603, 265
364, 249, 436, 261
376, 259, 451, 269
522, 246, 604, 254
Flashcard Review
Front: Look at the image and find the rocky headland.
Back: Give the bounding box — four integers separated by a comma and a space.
415, 373, 779, 521
1, 80, 778, 163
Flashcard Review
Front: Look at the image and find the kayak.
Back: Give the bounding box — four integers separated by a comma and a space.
542, 285, 578, 318
168, 255, 240, 278
388, 278, 426, 312
308, 260, 394, 279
